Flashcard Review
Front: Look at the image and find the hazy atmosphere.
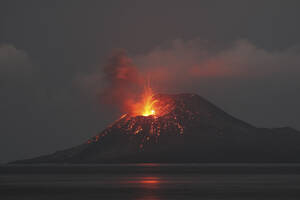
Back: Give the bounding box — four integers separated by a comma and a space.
1, 0, 300, 163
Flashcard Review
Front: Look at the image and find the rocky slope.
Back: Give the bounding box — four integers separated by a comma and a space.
13, 93, 300, 163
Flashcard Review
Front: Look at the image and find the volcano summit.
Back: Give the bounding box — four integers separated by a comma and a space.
14, 93, 300, 164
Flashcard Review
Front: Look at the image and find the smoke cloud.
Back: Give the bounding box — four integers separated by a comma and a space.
80, 39, 300, 129
0, 44, 33, 82
101, 49, 145, 113
132, 38, 300, 128
80, 49, 147, 114
133, 39, 300, 93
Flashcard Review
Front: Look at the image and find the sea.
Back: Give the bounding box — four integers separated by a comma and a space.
1, 163, 300, 200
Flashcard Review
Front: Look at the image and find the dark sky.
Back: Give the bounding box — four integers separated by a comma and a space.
1, 0, 300, 163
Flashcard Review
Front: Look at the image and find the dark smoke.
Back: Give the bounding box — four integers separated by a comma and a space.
101, 49, 144, 113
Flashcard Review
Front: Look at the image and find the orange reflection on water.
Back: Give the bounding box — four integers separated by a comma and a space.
139, 177, 160, 185
121, 176, 163, 200
123, 176, 162, 189
138, 176, 161, 190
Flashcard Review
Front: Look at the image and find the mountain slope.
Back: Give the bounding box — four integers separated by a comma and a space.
13, 93, 300, 164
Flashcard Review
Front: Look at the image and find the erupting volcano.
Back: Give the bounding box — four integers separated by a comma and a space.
14, 88, 300, 164
10, 48, 300, 163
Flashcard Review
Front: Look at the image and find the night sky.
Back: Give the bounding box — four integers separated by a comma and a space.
1, 0, 300, 163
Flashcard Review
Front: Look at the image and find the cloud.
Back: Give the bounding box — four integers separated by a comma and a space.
0, 44, 36, 102
0, 44, 97, 163
0, 44, 37, 162
78, 49, 149, 114
133, 39, 300, 92
79, 38, 300, 104
131, 38, 300, 129
0, 44, 33, 85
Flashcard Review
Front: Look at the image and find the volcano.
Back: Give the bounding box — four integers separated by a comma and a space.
14, 93, 300, 164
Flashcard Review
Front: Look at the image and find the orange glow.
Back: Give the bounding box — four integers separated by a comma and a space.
138, 177, 161, 188
140, 180, 159, 184
132, 83, 158, 117
141, 87, 158, 116
122, 176, 162, 190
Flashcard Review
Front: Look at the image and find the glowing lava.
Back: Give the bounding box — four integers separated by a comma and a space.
132, 84, 158, 117
143, 109, 155, 117
141, 87, 158, 116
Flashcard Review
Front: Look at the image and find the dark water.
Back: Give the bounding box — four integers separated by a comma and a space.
1, 164, 300, 200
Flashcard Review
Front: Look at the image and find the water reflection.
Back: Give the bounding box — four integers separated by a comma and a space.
3, 164, 300, 200
124, 176, 162, 189
120, 176, 162, 199
140, 177, 160, 184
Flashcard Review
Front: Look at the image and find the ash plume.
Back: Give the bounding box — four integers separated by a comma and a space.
79, 39, 300, 129
100, 49, 144, 114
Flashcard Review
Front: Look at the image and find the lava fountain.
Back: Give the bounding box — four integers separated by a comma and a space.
132, 84, 158, 117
